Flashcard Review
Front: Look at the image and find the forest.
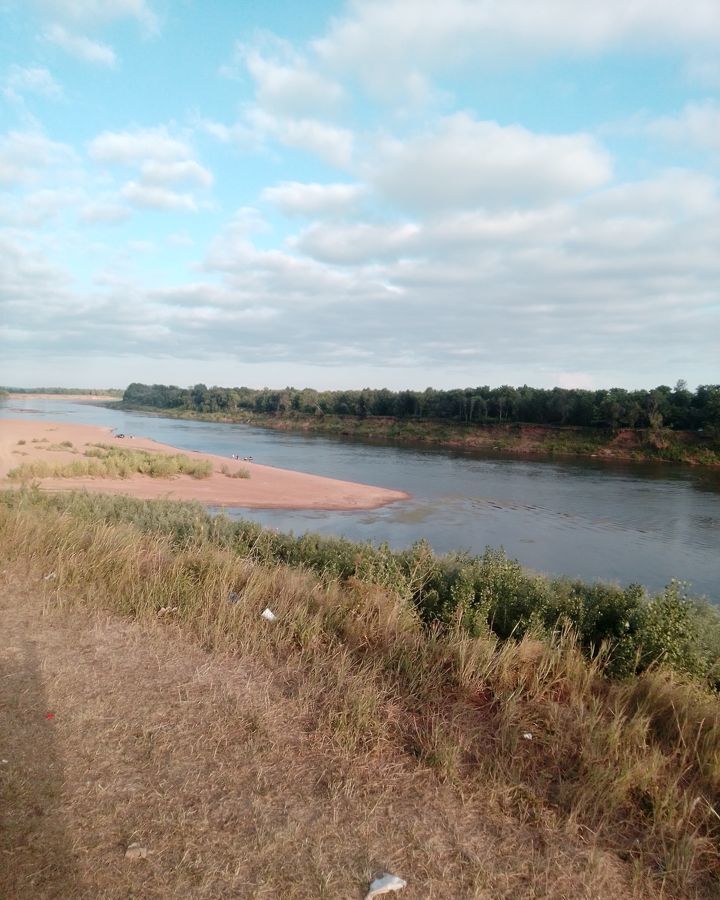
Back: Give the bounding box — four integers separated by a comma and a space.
123, 380, 720, 432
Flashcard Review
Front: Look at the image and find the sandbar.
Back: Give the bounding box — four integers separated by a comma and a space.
0, 419, 410, 510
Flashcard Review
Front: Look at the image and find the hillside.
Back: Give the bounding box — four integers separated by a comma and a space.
2, 490, 720, 897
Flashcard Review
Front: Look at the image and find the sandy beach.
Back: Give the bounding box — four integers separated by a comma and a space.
0, 419, 409, 510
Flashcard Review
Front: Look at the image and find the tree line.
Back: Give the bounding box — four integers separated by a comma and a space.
123, 381, 720, 432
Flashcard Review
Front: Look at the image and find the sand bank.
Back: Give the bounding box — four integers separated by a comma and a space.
6, 393, 119, 402
0, 419, 409, 510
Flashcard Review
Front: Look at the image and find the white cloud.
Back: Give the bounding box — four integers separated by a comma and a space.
316, 0, 720, 93
262, 181, 363, 216
686, 55, 720, 88
89, 127, 191, 164
87, 127, 212, 214
3, 65, 63, 101
0, 129, 76, 186
33, 0, 158, 32
79, 200, 130, 223
368, 114, 611, 213
43, 24, 116, 66
248, 109, 353, 168
294, 221, 421, 263
0, 187, 81, 226
647, 101, 720, 153
4, 168, 718, 385
139, 159, 213, 188
121, 181, 197, 212
241, 46, 346, 117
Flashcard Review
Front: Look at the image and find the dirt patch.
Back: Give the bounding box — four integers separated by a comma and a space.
0, 564, 637, 899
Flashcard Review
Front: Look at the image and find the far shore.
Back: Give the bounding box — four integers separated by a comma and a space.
6, 393, 120, 402
0, 419, 409, 510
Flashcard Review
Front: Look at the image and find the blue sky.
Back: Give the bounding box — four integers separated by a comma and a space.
1, 0, 719, 391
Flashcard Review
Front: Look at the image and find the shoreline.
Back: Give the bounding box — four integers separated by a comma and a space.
6, 392, 120, 402
114, 403, 720, 469
0, 419, 410, 510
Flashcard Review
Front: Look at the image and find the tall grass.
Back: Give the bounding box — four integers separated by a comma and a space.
1, 489, 719, 894
2, 488, 716, 683
7, 444, 212, 480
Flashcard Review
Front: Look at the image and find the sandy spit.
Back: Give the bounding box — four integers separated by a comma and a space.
6, 393, 119, 401
0, 419, 410, 510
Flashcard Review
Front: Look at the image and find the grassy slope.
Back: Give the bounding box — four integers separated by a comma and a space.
116, 403, 720, 467
1, 566, 635, 900
2, 491, 719, 896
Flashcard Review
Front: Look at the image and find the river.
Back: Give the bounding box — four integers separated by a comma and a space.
1, 397, 719, 599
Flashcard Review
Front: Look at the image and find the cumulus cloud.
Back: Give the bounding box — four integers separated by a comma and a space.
3, 65, 63, 101
4, 163, 718, 385
32, 0, 158, 32
294, 221, 421, 263
0, 188, 82, 226
79, 200, 130, 223
89, 127, 192, 164
262, 181, 364, 216
647, 100, 720, 153
86, 126, 213, 213
43, 24, 116, 66
208, 38, 353, 168
240, 45, 346, 117
686, 55, 720, 88
121, 182, 197, 212
139, 159, 213, 188
0, 129, 76, 186
368, 114, 611, 213
247, 109, 353, 168
316, 0, 720, 93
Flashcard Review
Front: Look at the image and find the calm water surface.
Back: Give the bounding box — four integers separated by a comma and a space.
2, 398, 719, 599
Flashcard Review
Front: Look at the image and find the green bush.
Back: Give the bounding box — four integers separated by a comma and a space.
1, 487, 717, 683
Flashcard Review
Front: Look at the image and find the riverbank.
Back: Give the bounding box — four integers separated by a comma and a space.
0, 419, 409, 510
3, 492, 719, 897
7, 392, 120, 402
115, 403, 720, 467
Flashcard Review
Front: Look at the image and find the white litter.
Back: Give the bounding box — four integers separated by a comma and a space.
44, 572, 57, 581
365, 873, 407, 898
523, 732, 533, 740
1, 759, 8, 764
261, 607, 278, 622
125, 843, 148, 860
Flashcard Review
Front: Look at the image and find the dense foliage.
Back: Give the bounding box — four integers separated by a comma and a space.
123, 380, 720, 432
5, 488, 718, 683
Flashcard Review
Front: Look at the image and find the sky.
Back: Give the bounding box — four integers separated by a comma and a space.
0, 0, 719, 392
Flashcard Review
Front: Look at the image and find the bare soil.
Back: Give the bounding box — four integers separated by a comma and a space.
0, 564, 638, 899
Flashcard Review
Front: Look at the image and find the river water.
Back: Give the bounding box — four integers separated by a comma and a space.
2, 398, 719, 599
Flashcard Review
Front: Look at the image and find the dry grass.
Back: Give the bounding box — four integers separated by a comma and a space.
7, 444, 212, 481
219, 463, 251, 479
0, 566, 636, 900
1, 500, 719, 897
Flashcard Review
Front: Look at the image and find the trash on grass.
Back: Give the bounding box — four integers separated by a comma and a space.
365, 873, 407, 898
44, 572, 57, 581
46, 712, 56, 719
261, 607, 278, 622
227, 591, 242, 604
157, 606, 178, 616
125, 843, 148, 860
523, 732, 533, 740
